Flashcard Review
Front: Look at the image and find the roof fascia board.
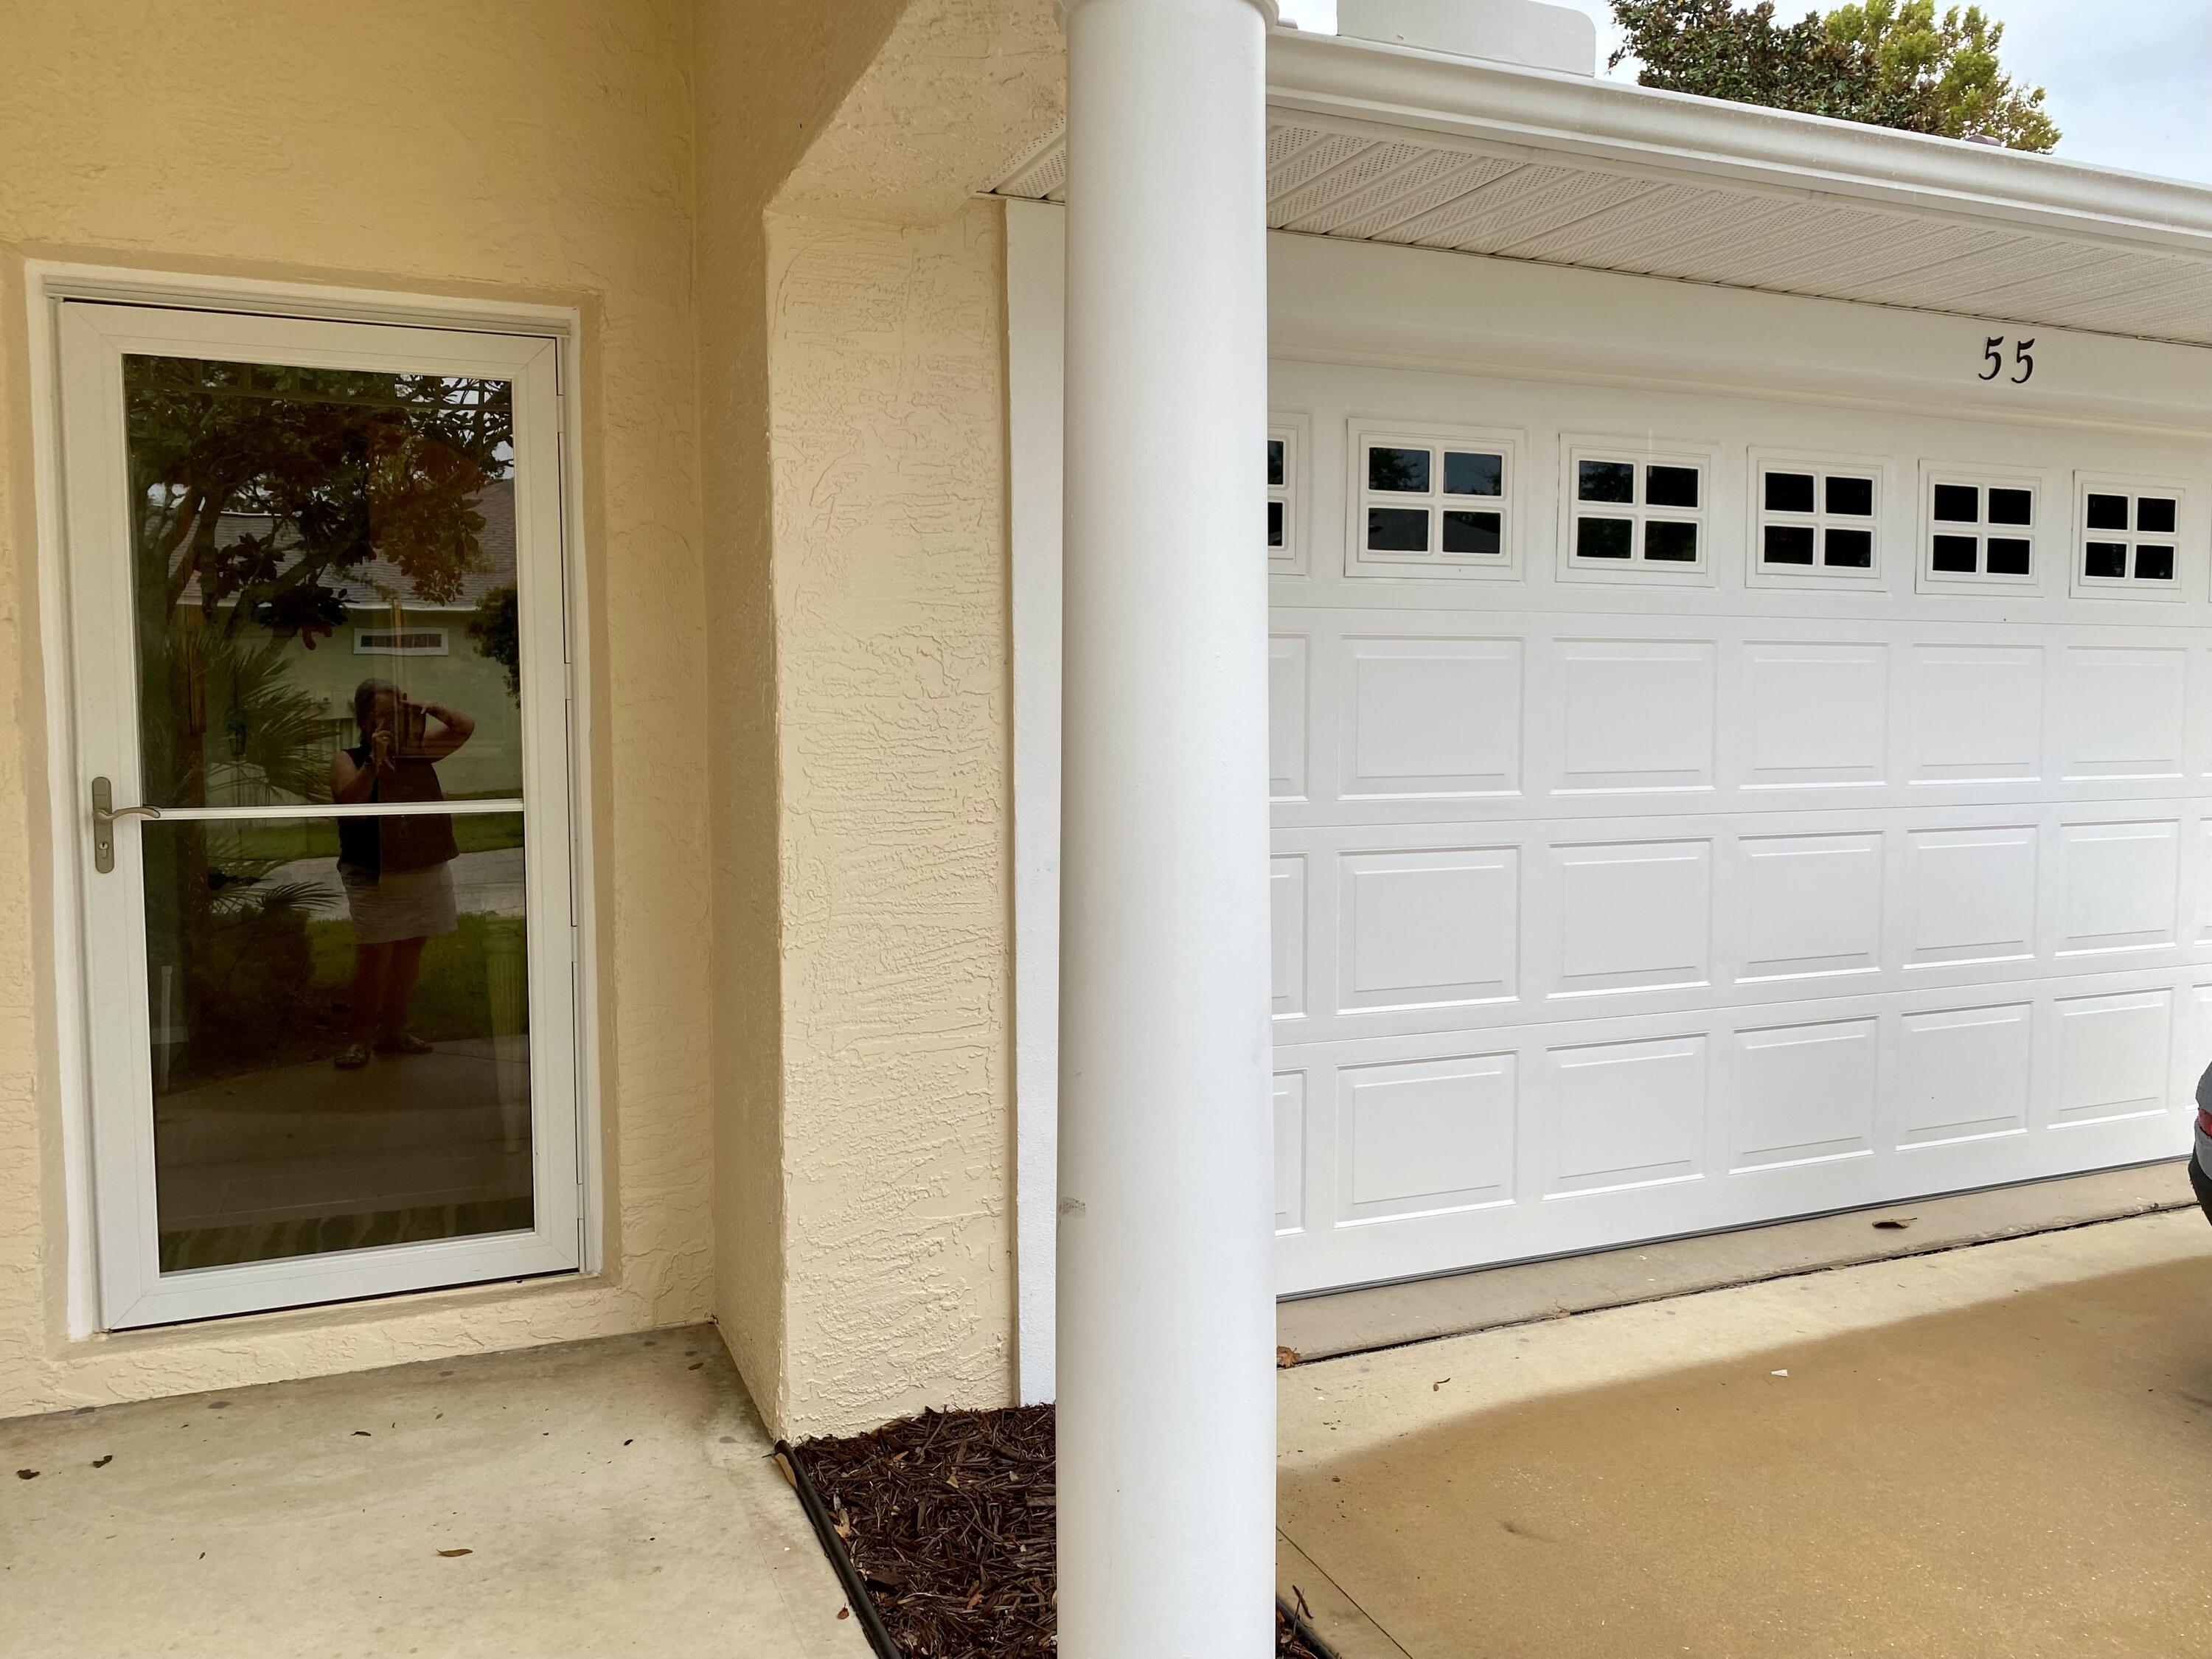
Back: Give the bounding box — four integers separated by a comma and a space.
1267, 30, 2212, 258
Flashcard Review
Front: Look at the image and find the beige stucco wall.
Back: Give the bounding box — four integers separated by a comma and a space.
0, 0, 714, 1415
739, 0, 1063, 1438
0, 0, 1064, 1437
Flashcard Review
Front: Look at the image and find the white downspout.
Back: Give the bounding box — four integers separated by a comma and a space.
1055, 1, 1279, 1655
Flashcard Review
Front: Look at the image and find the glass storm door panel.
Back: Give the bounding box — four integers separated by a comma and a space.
58, 302, 581, 1328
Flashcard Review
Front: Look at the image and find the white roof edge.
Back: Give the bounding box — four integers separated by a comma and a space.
1267, 29, 2212, 257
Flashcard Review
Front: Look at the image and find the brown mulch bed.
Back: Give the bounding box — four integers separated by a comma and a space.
792, 1403, 1327, 1658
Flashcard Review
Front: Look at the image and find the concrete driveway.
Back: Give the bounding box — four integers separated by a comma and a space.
1279, 1209, 2212, 1659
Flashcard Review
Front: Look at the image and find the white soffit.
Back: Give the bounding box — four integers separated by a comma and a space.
994, 30, 2212, 349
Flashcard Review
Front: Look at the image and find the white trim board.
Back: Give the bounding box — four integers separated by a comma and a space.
1006, 200, 1065, 1405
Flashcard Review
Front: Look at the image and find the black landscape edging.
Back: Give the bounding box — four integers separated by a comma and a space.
779, 1433, 1341, 1659
778, 1438, 905, 1659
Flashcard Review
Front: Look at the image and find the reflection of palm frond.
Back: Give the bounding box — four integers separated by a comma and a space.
206, 877, 335, 922
145, 629, 334, 806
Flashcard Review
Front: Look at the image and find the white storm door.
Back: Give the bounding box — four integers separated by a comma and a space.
58, 301, 582, 1329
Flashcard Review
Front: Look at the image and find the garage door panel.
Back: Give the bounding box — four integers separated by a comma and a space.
1267, 359, 2207, 1295
1909, 644, 2045, 784
1334, 1051, 1517, 1223
1729, 1017, 1879, 1171
1336, 846, 1517, 1012
1740, 641, 1891, 790
1896, 1002, 2034, 1147
1271, 805, 2212, 1049
1544, 1033, 1708, 1196
2056, 818, 2180, 956
1545, 838, 1714, 998
1273, 969, 2193, 1294
1338, 635, 1522, 798
2049, 989, 2172, 1129
1271, 611, 2208, 830
1734, 832, 1885, 982
1549, 638, 1717, 794
2059, 645, 2188, 781
1901, 824, 2040, 969
1268, 633, 1312, 802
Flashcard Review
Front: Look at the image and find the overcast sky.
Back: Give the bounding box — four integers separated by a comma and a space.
1277, 0, 2212, 184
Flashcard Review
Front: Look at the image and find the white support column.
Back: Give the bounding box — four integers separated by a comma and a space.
1057, 1, 1278, 1656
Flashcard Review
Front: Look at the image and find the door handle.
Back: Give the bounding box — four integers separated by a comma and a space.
90, 776, 161, 874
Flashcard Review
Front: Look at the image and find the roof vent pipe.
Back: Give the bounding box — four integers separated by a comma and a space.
1336, 0, 1599, 77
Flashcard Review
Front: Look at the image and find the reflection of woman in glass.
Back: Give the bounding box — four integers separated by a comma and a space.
330, 679, 473, 1071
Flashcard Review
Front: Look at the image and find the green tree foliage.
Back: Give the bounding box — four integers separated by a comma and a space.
466, 582, 523, 698
125, 360, 511, 647
1609, 0, 2060, 152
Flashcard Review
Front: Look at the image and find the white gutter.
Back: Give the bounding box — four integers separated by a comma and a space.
1265, 29, 2212, 258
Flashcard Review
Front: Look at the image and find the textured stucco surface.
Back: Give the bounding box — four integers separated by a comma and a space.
767, 204, 1018, 1433
0, 0, 1071, 1438
0, 1, 714, 1415
753, 0, 1063, 1437
692, 0, 910, 1438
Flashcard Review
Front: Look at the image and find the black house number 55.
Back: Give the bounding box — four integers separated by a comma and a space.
1980, 335, 2035, 383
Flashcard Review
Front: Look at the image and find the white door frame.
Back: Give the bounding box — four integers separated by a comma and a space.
26, 265, 602, 1335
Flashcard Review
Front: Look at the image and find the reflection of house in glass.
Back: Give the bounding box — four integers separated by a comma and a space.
189, 479, 524, 807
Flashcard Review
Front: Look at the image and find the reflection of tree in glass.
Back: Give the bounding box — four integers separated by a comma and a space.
125, 364, 515, 1080
1368, 448, 1425, 493
467, 584, 522, 699
126, 361, 512, 644
142, 630, 333, 808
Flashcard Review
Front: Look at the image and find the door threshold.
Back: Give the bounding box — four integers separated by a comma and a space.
1276, 1160, 2194, 1366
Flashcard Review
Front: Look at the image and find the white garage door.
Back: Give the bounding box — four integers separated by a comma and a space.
1267, 349, 2210, 1295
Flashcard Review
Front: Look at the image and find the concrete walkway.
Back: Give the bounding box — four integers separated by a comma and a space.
1279, 1209, 2212, 1659
1, 1326, 869, 1659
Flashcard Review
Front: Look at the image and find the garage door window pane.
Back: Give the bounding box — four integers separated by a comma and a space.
1267, 438, 1285, 490
1825, 528, 1874, 568
1577, 460, 1634, 504
1988, 488, 2034, 526
1576, 517, 1632, 559
2137, 497, 2177, 535
1369, 447, 1430, 493
1368, 507, 1428, 552
2135, 545, 2175, 580
1932, 535, 1978, 573
1933, 484, 1979, 523
1764, 524, 1815, 565
1443, 451, 1503, 497
1826, 476, 1875, 517
1645, 466, 1700, 509
1267, 501, 1284, 549
1644, 521, 1699, 562
1764, 472, 1815, 514
2085, 493, 2129, 532
2084, 541, 2128, 580
1441, 509, 1501, 556
1986, 538, 2033, 575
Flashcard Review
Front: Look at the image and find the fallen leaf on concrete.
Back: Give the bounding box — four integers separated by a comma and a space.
1874, 1217, 1915, 1230
437, 1548, 472, 1558
1432, 1378, 1452, 1392
1276, 1346, 1301, 1368
1771, 1369, 1790, 1378
15, 1469, 37, 1480
352, 1430, 372, 1438
91, 1455, 112, 1469
688, 1362, 703, 1371
837, 1608, 852, 1621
